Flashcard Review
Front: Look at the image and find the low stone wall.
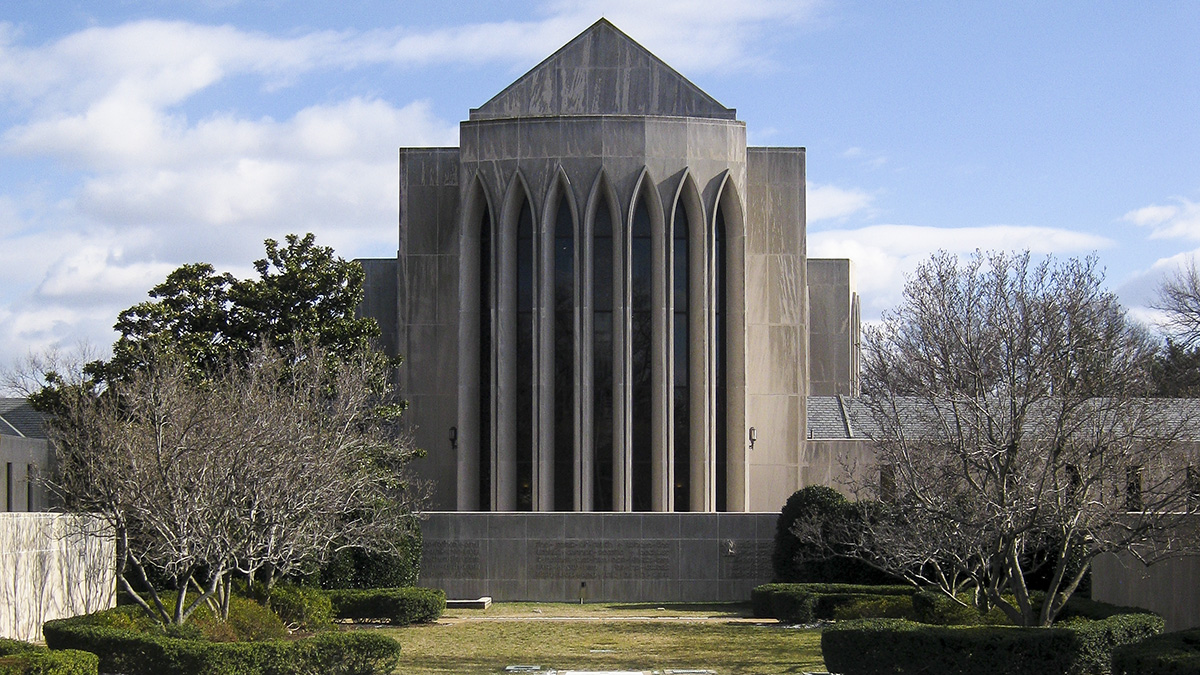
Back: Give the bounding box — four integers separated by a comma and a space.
0, 513, 115, 642
418, 512, 776, 602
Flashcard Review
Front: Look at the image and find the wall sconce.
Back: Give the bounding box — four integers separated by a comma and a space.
449, 426, 458, 450
748, 426, 757, 450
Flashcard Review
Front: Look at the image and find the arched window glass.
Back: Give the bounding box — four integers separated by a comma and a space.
516, 199, 534, 511
479, 200, 492, 510
592, 198, 615, 511
714, 207, 727, 512
672, 200, 690, 511
553, 196, 574, 511
630, 197, 652, 511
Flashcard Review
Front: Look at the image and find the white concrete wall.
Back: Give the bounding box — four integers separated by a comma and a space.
0, 513, 115, 642
1093, 543, 1200, 632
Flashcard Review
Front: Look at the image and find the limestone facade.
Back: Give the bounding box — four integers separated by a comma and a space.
360, 19, 859, 513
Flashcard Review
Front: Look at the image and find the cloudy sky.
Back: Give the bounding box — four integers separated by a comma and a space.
1, 1, 1198, 363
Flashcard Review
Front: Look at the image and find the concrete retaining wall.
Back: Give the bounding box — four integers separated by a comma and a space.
0, 513, 115, 642
1093, 549, 1200, 632
418, 512, 777, 602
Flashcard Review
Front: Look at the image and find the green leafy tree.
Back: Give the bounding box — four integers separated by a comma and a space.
91, 233, 383, 384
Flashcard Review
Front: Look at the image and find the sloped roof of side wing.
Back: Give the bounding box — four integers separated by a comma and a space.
470, 19, 736, 121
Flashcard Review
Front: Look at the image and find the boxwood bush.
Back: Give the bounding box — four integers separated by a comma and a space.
0, 640, 98, 675
823, 614, 1164, 675
42, 609, 400, 675
751, 583, 915, 622
1112, 627, 1200, 675
327, 587, 445, 625
268, 585, 333, 631
0, 650, 99, 675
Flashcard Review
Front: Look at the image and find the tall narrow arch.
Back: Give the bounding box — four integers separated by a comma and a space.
713, 171, 747, 511
458, 173, 496, 511
542, 169, 579, 511
628, 168, 667, 511
669, 171, 707, 511
499, 171, 538, 511
585, 170, 622, 512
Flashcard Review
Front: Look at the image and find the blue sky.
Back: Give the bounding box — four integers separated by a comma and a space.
1, 1, 1198, 363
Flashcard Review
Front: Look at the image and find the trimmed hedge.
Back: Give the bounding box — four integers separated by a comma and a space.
0, 650, 99, 675
0, 640, 98, 675
751, 583, 915, 622
42, 610, 400, 675
823, 614, 1164, 675
268, 585, 333, 631
327, 587, 445, 625
1112, 627, 1200, 675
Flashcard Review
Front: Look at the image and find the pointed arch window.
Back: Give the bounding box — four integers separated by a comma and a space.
630, 197, 653, 512
592, 197, 615, 511
672, 199, 690, 511
479, 198, 493, 510
516, 198, 535, 511
552, 196, 575, 511
714, 206, 727, 512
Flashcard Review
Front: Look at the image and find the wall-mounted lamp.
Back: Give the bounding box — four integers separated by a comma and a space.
449, 426, 458, 450
748, 426, 757, 450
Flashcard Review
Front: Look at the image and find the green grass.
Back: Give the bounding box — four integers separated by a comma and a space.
383, 603, 825, 674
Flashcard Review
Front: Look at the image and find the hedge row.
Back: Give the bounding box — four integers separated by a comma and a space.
0, 640, 98, 675
751, 583, 915, 623
42, 613, 400, 675
327, 587, 446, 625
1112, 627, 1200, 675
822, 614, 1164, 675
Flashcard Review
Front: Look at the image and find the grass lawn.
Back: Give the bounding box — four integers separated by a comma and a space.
381, 603, 826, 674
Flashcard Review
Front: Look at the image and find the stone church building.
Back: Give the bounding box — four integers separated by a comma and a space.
359, 19, 860, 519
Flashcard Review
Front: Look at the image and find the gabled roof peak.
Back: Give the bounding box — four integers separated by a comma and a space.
470, 19, 736, 121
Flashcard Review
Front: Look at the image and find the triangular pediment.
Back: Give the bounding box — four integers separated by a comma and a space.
470, 19, 736, 121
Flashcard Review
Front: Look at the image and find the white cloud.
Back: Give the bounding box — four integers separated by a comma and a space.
0, 3, 825, 357
1123, 198, 1200, 240
807, 183, 874, 222
810, 224, 1114, 318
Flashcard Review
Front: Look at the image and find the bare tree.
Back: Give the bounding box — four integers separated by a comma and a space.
1155, 256, 1200, 348
24, 341, 424, 625
797, 251, 1196, 627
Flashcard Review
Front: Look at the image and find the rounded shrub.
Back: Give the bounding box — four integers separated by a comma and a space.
772, 486, 897, 584
269, 585, 333, 631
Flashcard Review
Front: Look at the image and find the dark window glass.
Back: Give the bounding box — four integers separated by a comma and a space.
673, 201, 690, 511
630, 198, 652, 511
553, 197, 574, 511
479, 202, 492, 510
715, 208, 727, 511
593, 199, 614, 511
516, 199, 534, 510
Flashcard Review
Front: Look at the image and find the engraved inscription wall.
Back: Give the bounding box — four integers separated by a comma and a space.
720, 540, 773, 579
423, 540, 482, 578
531, 540, 672, 579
